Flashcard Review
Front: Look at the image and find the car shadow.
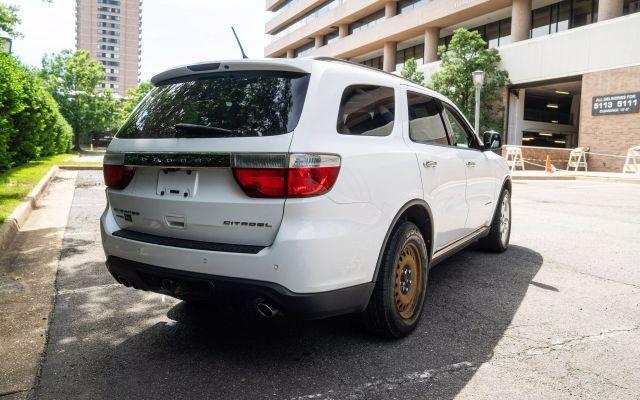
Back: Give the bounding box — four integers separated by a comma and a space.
35, 244, 542, 400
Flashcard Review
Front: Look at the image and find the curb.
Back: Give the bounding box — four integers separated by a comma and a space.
58, 165, 102, 171
0, 166, 59, 253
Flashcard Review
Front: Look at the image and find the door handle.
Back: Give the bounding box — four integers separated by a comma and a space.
423, 160, 438, 168
466, 161, 476, 167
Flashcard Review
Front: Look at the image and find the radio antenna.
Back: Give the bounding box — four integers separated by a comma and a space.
231, 26, 248, 59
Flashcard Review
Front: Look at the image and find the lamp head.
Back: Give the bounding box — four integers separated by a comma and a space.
0, 37, 12, 54
472, 70, 485, 88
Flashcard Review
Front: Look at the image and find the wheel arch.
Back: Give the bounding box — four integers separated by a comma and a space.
371, 199, 434, 283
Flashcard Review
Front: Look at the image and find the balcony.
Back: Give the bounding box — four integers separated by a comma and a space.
266, 0, 511, 58
420, 12, 640, 85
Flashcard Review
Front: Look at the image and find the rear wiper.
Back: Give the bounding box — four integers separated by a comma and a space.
174, 123, 235, 137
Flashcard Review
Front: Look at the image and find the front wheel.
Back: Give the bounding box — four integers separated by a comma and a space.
362, 221, 428, 339
479, 188, 511, 252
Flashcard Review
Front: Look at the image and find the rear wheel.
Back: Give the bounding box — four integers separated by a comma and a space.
479, 188, 511, 252
363, 221, 428, 339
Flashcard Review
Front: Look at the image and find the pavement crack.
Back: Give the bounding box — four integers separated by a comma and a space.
0, 388, 30, 398
510, 325, 640, 359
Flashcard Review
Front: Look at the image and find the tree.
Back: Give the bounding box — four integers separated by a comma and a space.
400, 57, 425, 86
0, 53, 71, 170
39, 49, 120, 149
0, 3, 20, 38
429, 28, 509, 133
121, 81, 152, 119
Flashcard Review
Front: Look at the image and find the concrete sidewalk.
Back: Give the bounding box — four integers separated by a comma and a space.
0, 171, 77, 399
512, 170, 640, 183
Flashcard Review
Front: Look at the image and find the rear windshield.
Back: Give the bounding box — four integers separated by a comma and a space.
117, 70, 310, 139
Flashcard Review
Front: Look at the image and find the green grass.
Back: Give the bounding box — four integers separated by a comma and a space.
0, 153, 79, 223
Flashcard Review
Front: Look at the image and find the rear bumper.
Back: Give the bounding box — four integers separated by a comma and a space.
106, 256, 373, 320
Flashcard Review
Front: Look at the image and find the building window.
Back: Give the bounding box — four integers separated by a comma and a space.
98, 0, 121, 5
98, 13, 121, 21
100, 60, 120, 67
397, 0, 428, 14
531, 6, 552, 38
97, 29, 120, 36
361, 56, 383, 70
97, 21, 120, 29
349, 9, 385, 35
396, 44, 424, 71
97, 45, 120, 51
98, 37, 120, 44
571, 0, 598, 28
293, 41, 314, 57
98, 6, 120, 13
97, 52, 120, 59
272, 0, 296, 15
272, 0, 345, 42
624, 0, 640, 14
325, 29, 339, 45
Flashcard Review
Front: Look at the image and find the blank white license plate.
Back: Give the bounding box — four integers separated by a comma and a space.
156, 169, 199, 198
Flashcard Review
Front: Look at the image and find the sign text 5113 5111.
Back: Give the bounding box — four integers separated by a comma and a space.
592, 92, 640, 116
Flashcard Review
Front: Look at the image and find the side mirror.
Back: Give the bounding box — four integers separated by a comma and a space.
483, 130, 502, 151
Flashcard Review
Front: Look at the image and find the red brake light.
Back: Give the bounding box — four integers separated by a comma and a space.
287, 166, 340, 197
104, 164, 136, 190
232, 154, 340, 198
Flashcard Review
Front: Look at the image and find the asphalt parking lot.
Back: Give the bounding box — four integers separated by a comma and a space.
7, 171, 640, 399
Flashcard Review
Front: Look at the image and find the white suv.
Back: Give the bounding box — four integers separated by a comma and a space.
100, 58, 511, 338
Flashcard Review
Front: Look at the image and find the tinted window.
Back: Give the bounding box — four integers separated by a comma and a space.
117, 71, 310, 139
443, 107, 475, 149
407, 92, 449, 145
337, 85, 395, 136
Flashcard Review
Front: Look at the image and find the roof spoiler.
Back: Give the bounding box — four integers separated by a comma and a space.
151, 59, 313, 86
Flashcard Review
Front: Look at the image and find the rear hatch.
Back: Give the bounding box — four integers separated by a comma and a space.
104, 63, 312, 247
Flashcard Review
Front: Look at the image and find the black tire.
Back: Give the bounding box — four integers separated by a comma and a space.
479, 188, 511, 253
363, 221, 428, 339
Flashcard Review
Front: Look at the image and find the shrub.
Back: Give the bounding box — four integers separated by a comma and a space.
0, 53, 71, 170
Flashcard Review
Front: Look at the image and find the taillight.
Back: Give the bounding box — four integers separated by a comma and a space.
232, 154, 340, 198
103, 153, 136, 190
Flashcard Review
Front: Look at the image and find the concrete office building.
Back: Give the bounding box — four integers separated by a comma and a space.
265, 0, 640, 171
76, 0, 142, 97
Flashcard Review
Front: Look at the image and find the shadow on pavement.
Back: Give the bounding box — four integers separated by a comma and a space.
35, 243, 542, 400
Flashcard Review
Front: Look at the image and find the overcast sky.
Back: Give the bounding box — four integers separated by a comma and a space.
6, 0, 268, 81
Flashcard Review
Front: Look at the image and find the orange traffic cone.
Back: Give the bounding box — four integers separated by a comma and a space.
545, 155, 553, 173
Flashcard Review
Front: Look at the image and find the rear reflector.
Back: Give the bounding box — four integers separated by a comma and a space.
103, 153, 136, 190
232, 154, 340, 198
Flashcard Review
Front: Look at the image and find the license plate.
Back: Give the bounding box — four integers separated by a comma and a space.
156, 169, 199, 198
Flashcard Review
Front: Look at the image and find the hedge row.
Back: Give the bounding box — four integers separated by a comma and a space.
0, 53, 72, 171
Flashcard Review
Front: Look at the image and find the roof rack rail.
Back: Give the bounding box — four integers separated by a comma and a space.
311, 56, 422, 87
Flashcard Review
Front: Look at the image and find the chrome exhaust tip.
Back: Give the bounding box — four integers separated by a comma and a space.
255, 300, 279, 319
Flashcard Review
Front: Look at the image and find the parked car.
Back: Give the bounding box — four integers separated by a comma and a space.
100, 58, 511, 338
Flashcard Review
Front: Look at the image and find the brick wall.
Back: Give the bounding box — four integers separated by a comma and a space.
579, 65, 640, 172
502, 146, 575, 170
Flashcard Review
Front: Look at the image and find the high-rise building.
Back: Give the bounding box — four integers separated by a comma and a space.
76, 0, 142, 97
265, 0, 640, 172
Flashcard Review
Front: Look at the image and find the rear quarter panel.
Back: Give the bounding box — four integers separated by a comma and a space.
286, 64, 423, 283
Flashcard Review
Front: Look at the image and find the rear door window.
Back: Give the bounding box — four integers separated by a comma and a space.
407, 92, 449, 145
337, 85, 395, 136
117, 70, 310, 139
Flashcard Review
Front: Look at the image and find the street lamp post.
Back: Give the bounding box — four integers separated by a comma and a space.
0, 37, 12, 54
472, 70, 485, 135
